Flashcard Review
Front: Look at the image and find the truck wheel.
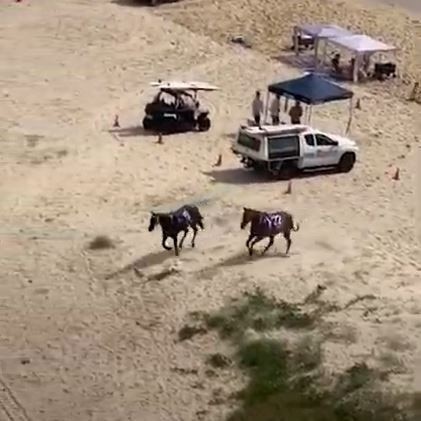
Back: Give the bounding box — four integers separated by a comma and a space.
338, 153, 355, 173
242, 158, 254, 169
142, 117, 152, 131
198, 117, 211, 132
276, 161, 297, 180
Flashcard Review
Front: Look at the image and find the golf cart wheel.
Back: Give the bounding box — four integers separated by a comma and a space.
338, 153, 355, 173
142, 117, 153, 131
198, 117, 211, 132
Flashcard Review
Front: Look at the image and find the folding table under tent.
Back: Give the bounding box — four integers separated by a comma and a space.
266, 73, 354, 133
293, 24, 354, 68
326, 34, 397, 82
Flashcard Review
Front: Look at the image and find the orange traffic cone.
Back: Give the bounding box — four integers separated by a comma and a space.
392, 167, 400, 180
284, 180, 292, 194
213, 154, 222, 167
113, 114, 120, 128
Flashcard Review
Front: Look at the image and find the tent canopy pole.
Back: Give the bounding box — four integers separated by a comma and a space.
314, 38, 320, 69
294, 26, 299, 56
345, 97, 353, 134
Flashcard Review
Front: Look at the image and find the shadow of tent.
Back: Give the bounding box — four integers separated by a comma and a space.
272, 53, 317, 73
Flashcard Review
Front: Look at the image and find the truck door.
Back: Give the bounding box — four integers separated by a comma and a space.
302, 134, 319, 167
314, 134, 340, 166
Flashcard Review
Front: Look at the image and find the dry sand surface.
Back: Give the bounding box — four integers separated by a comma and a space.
0, 0, 420, 420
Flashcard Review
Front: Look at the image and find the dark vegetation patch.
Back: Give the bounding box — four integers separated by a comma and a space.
87, 235, 115, 250
179, 287, 420, 421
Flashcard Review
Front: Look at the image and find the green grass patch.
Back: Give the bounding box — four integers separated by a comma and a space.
203, 288, 316, 341
186, 288, 419, 421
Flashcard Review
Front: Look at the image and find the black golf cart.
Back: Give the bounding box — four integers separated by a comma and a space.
142, 81, 219, 134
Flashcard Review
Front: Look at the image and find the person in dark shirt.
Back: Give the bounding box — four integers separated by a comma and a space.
289, 100, 303, 124
331, 53, 341, 74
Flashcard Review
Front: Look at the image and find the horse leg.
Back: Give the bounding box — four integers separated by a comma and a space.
249, 236, 264, 256
284, 231, 292, 254
245, 234, 254, 248
190, 225, 198, 248
173, 235, 179, 256
261, 235, 275, 255
179, 229, 188, 249
162, 233, 172, 250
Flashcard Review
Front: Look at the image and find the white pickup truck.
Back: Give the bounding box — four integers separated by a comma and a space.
231, 124, 359, 179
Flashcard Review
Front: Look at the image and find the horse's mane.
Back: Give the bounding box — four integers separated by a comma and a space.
244, 207, 262, 214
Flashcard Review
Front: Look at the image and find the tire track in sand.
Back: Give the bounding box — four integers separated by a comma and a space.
0, 376, 31, 421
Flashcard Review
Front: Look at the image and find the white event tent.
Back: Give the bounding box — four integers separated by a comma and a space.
293, 23, 354, 67
327, 34, 397, 82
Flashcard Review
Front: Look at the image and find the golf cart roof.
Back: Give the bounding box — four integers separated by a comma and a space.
150, 81, 220, 92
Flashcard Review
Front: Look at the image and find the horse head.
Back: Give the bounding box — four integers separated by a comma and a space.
241, 207, 256, 229
148, 211, 159, 232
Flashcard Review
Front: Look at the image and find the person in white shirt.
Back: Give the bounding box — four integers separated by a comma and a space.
252, 90, 263, 126
270, 94, 280, 125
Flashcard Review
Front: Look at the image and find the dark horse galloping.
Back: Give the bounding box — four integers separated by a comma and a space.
240, 207, 299, 256
148, 205, 204, 256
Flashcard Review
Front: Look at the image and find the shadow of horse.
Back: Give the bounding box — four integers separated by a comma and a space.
196, 250, 289, 277
104, 249, 179, 279
220, 250, 289, 267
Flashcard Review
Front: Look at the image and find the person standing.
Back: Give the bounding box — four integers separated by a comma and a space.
289, 100, 303, 124
252, 90, 263, 126
270, 94, 280, 125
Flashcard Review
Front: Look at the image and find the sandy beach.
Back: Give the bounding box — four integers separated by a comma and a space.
375, 0, 421, 13
0, 0, 420, 419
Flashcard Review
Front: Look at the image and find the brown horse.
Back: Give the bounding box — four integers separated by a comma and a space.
240, 207, 299, 256
148, 204, 204, 256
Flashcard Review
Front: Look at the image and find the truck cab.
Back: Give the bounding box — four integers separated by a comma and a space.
231, 124, 358, 179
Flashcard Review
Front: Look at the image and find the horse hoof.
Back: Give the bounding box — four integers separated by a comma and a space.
191, 243, 195, 248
